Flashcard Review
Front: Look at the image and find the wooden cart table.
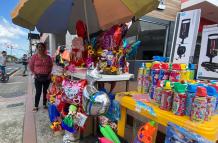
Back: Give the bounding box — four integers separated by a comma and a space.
116, 93, 218, 142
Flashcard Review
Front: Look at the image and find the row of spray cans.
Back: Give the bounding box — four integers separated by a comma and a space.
137, 63, 152, 93
151, 80, 218, 122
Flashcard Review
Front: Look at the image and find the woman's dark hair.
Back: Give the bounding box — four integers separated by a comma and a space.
36, 43, 46, 49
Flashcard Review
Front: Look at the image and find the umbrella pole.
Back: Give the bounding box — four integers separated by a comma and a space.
83, 0, 90, 43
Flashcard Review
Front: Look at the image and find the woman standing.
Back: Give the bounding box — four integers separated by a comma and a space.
29, 43, 53, 111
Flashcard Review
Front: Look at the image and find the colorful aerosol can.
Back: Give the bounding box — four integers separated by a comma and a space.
206, 86, 217, 114
151, 62, 160, 86
159, 63, 170, 80
142, 63, 152, 93
187, 64, 196, 80
160, 81, 173, 111
205, 96, 215, 121
185, 84, 197, 116
210, 84, 218, 114
137, 63, 145, 93
172, 83, 187, 116
169, 64, 181, 82
180, 64, 187, 82
149, 85, 156, 99
190, 87, 207, 123
153, 81, 162, 106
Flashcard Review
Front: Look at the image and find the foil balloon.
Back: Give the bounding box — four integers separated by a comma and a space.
62, 79, 87, 106
82, 68, 110, 116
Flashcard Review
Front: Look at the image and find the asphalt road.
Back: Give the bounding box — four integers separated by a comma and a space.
0, 68, 27, 143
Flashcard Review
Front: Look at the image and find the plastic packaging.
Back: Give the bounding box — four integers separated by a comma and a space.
165, 122, 212, 143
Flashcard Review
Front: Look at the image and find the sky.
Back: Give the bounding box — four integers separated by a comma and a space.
0, 0, 29, 58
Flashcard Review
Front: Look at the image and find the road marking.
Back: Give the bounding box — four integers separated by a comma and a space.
10, 68, 21, 77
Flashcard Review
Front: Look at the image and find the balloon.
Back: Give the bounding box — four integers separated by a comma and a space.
104, 125, 120, 143
83, 87, 110, 115
98, 137, 113, 143
62, 79, 87, 106
100, 126, 114, 142
82, 68, 110, 115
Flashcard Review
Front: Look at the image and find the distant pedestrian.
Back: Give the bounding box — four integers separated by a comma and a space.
29, 43, 53, 112
22, 54, 28, 76
0, 51, 7, 77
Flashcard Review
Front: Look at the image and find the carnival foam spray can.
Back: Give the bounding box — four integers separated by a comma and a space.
187, 64, 196, 80
169, 63, 181, 82
190, 87, 207, 123
210, 84, 218, 114
142, 63, 152, 93
137, 63, 145, 93
185, 84, 197, 116
149, 63, 161, 99
172, 83, 187, 116
160, 80, 173, 111
180, 64, 187, 82
159, 63, 170, 80
153, 80, 163, 107
205, 86, 217, 120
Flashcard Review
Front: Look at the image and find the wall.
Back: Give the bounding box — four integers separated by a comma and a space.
146, 0, 181, 21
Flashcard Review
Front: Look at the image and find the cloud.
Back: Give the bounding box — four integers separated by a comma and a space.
0, 17, 27, 39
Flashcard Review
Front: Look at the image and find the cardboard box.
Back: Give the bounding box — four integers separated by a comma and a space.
172, 9, 201, 64
197, 24, 218, 80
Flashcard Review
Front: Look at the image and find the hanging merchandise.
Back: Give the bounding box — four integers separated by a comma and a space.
76, 20, 87, 40
55, 45, 71, 67
98, 137, 113, 143
165, 122, 212, 143
197, 24, 218, 79
160, 80, 173, 111
62, 79, 87, 106
82, 68, 110, 115
71, 37, 85, 67
100, 125, 121, 143
172, 83, 187, 116
134, 121, 157, 143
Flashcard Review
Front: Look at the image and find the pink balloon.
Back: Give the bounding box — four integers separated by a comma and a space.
98, 137, 113, 143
